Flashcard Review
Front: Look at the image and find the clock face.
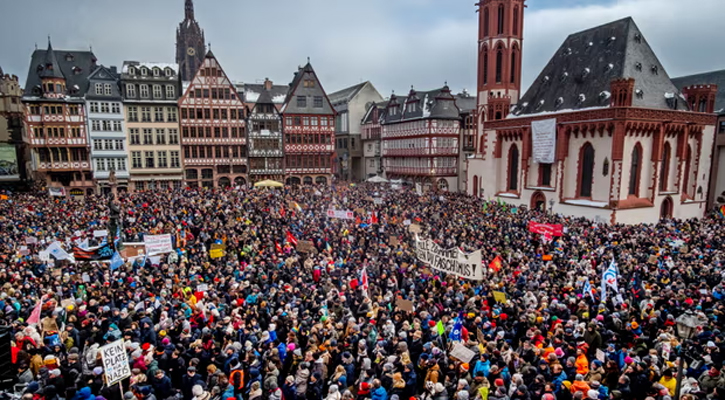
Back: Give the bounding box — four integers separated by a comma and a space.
187, 47, 196, 56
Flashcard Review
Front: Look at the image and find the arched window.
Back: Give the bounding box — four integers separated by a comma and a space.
660, 142, 671, 191
510, 48, 518, 84
473, 175, 479, 196
683, 144, 692, 195
508, 144, 519, 191
513, 6, 520, 36
628, 143, 642, 196
578, 143, 595, 197
495, 44, 503, 83
480, 135, 486, 153
497, 4, 505, 35
483, 7, 490, 37
481, 46, 489, 85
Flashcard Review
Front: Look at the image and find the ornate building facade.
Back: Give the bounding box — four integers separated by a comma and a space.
466, 6, 719, 224
380, 86, 461, 192
121, 61, 183, 191
240, 79, 286, 184
361, 102, 384, 179
86, 65, 129, 192
280, 62, 335, 185
22, 40, 96, 196
175, 0, 206, 82
0, 67, 27, 184
179, 50, 247, 188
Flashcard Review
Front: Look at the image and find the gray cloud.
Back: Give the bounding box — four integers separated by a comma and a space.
0, 0, 722, 99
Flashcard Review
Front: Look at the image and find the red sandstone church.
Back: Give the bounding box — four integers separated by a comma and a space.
466, 0, 719, 224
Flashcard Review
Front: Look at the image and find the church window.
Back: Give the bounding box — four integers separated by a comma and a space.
507, 144, 519, 191
628, 143, 642, 196
497, 4, 505, 35
495, 44, 503, 83
660, 142, 671, 191
513, 6, 520, 36
483, 7, 489, 37
482, 47, 488, 85
578, 143, 594, 197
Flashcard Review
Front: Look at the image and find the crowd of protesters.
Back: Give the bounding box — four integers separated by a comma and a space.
2, 183, 725, 400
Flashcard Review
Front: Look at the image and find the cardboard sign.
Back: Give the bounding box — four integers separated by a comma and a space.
389, 236, 400, 246
492, 291, 507, 303
450, 343, 476, 363
355, 208, 365, 215
93, 229, 109, 238
209, 248, 224, 259
100, 339, 131, 386
144, 234, 173, 255
296, 240, 316, 253
197, 284, 209, 292
596, 349, 605, 363
211, 243, 226, 251
119, 243, 145, 259
408, 224, 422, 234
373, 197, 383, 205
25, 236, 38, 245
395, 298, 414, 312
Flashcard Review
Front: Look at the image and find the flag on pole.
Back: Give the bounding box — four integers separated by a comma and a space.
27, 295, 47, 325
325, 242, 332, 253
275, 242, 282, 253
435, 320, 445, 336
110, 251, 124, 271
583, 279, 594, 301
449, 313, 463, 341
603, 260, 619, 291
286, 231, 298, 246
279, 207, 286, 218
489, 255, 503, 272
360, 267, 369, 297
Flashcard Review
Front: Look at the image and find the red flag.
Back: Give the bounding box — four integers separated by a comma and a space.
27, 295, 47, 325
275, 242, 282, 253
371, 212, 378, 224
355, 216, 362, 225
360, 267, 369, 296
279, 208, 286, 217
286, 231, 298, 246
489, 255, 503, 273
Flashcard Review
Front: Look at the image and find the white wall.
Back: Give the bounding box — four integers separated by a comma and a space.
563, 134, 612, 201
715, 147, 725, 202
619, 136, 653, 200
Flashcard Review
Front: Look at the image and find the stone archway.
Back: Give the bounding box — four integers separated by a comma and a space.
531, 191, 546, 211
287, 177, 301, 186
315, 176, 328, 185
303, 176, 313, 185
660, 196, 673, 219
218, 177, 231, 188
234, 177, 246, 187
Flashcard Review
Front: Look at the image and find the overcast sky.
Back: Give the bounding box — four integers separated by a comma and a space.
1, 0, 723, 97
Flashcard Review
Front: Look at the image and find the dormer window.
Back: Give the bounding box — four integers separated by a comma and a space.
389, 105, 398, 116
129, 67, 136, 75
65, 53, 74, 62
140, 68, 148, 76
153, 68, 160, 77
408, 102, 417, 113
165, 68, 173, 77
73, 66, 82, 75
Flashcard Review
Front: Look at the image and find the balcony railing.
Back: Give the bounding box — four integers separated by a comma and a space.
384, 166, 457, 176
248, 149, 283, 157
383, 147, 458, 156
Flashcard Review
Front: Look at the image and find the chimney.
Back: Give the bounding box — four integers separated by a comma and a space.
264, 78, 273, 91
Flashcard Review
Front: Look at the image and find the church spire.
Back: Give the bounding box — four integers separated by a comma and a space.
185, 0, 195, 21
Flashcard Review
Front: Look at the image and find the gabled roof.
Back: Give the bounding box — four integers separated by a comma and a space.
511, 17, 688, 117
380, 85, 461, 124
454, 92, 477, 113
39, 40, 64, 79
236, 82, 289, 105
280, 62, 334, 115
328, 81, 368, 105
672, 69, 725, 113
23, 43, 97, 98
87, 65, 118, 82
361, 101, 385, 125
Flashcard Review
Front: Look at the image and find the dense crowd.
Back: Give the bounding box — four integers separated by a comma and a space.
2, 183, 725, 400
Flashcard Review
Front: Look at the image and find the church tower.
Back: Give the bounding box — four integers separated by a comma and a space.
176, 0, 206, 82
477, 0, 525, 122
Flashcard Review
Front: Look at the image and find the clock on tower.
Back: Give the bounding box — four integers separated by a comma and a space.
176, 0, 206, 81
187, 47, 196, 56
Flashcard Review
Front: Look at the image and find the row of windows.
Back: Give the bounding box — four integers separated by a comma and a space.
250, 121, 280, 132
285, 155, 331, 168
28, 105, 80, 116
94, 83, 115, 97
481, 4, 520, 37
285, 133, 332, 145
32, 126, 82, 138
95, 158, 127, 172
91, 120, 123, 132
250, 138, 281, 151
284, 116, 333, 127
93, 139, 124, 151
127, 106, 177, 123
37, 148, 88, 163
384, 157, 457, 168
296, 95, 325, 109
129, 128, 179, 145
180, 107, 243, 120
249, 158, 283, 169
126, 66, 175, 77
130, 150, 180, 169
183, 145, 246, 159
181, 126, 244, 139
135, 180, 184, 191
481, 45, 519, 86
89, 102, 121, 114
186, 87, 236, 101
125, 84, 175, 99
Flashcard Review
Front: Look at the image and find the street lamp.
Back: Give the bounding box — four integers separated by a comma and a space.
548, 198, 555, 214
674, 311, 699, 400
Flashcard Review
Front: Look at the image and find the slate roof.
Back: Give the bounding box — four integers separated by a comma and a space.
23, 42, 98, 99
280, 62, 334, 115
671, 69, 725, 114
361, 101, 385, 125
380, 86, 461, 124
237, 83, 289, 105
511, 17, 688, 117
454, 92, 477, 113
328, 81, 368, 106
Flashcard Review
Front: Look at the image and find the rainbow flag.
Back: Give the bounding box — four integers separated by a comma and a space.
719, 205, 725, 218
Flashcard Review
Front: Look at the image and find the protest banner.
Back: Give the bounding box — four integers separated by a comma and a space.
326, 209, 354, 220
143, 234, 173, 255
450, 343, 476, 363
93, 229, 108, 238
528, 222, 564, 237
395, 298, 414, 312
100, 339, 131, 386
414, 236, 483, 280
296, 240, 316, 253
492, 291, 507, 303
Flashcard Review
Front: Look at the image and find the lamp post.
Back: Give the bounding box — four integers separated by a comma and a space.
549, 198, 555, 214
674, 311, 699, 400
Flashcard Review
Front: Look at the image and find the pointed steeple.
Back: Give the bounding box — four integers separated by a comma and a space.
185, 0, 195, 20
40, 37, 64, 79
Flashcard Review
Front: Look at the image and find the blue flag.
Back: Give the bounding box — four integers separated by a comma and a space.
110, 251, 124, 271
449, 314, 463, 341
583, 280, 594, 301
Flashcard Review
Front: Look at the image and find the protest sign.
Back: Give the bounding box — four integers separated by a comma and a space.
209, 249, 224, 259
326, 209, 354, 220
395, 298, 414, 312
373, 197, 384, 205
492, 291, 507, 303
528, 222, 564, 237
93, 229, 108, 238
408, 224, 422, 234
450, 343, 476, 363
414, 236, 483, 280
197, 283, 209, 292
297, 240, 316, 253
389, 235, 400, 246
100, 339, 131, 386
144, 234, 173, 255
25, 236, 38, 245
